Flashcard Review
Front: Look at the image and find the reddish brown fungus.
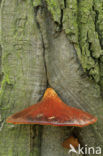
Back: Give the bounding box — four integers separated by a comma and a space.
62, 136, 79, 149
6, 88, 97, 126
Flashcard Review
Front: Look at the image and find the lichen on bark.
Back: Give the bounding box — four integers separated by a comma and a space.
45, 0, 64, 24
42, 0, 103, 89
1, 0, 103, 155
0, 0, 46, 155
77, 0, 102, 83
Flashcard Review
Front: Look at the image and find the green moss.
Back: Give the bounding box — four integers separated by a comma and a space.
94, 0, 103, 48
0, 0, 43, 155
63, 0, 78, 43
93, 0, 103, 88
32, 0, 42, 7
76, 0, 102, 83
41, 0, 103, 84
45, 0, 64, 24
89, 63, 100, 82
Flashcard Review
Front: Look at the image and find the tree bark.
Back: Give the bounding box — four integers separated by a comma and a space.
0, 0, 103, 156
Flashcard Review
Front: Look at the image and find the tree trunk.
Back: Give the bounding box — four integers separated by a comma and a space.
0, 0, 103, 156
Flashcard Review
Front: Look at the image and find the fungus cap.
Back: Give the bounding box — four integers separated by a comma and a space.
6, 88, 97, 127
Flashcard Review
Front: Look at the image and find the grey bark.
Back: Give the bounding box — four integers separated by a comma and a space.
0, 0, 103, 156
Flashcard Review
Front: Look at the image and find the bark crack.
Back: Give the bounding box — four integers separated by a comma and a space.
30, 125, 43, 155
33, 6, 48, 87
59, 9, 63, 31
40, 28, 49, 87
64, 0, 66, 8
0, 119, 4, 131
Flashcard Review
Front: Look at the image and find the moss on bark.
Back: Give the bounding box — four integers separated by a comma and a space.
0, 0, 46, 155
1, 0, 103, 156
43, 0, 103, 89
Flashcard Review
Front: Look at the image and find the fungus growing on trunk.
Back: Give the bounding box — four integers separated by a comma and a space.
6, 88, 97, 126
62, 136, 79, 149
